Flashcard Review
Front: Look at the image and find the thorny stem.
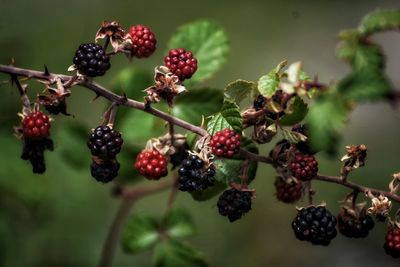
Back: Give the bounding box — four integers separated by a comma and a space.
11, 75, 31, 111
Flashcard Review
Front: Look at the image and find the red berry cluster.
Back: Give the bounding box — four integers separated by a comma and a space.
164, 48, 197, 81
22, 111, 50, 139
289, 153, 318, 181
384, 226, 400, 258
127, 25, 157, 58
210, 128, 241, 158
134, 149, 168, 180
274, 177, 303, 203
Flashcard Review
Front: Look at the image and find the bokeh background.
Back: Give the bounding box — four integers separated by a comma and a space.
1, 0, 400, 266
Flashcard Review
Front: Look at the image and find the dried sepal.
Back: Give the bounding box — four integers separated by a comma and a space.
252, 122, 277, 144
269, 139, 294, 166
341, 144, 367, 169
339, 192, 368, 218
95, 20, 126, 52
144, 66, 186, 106
37, 77, 71, 115
366, 192, 392, 221
389, 172, 400, 194
191, 135, 213, 168
241, 108, 265, 127
145, 133, 187, 159
296, 202, 326, 212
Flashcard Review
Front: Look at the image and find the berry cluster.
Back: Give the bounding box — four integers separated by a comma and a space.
127, 25, 157, 58
134, 149, 168, 180
164, 48, 198, 81
217, 188, 252, 222
384, 226, 400, 258
73, 43, 110, 77
289, 153, 318, 181
91, 160, 120, 183
274, 177, 303, 203
22, 111, 50, 139
337, 209, 374, 238
292, 206, 337, 245
253, 95, 266, 111
210, 128, 241, 158
178, 154, 215, 192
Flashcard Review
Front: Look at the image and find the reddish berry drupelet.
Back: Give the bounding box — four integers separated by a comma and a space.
274, 177, 303, 203
384, 226, 400, 258
164, 48, 197, 81
289, 153, 318, 181
210, 128, 241, 158
127, 25, 157, 58
22, 111, 50, 139
134, 149, 168, 180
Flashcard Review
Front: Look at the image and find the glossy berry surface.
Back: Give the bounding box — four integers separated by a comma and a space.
22, 111, 51, 139
384, 226, 400, 258
253, 95, 266, 111
290, 153, 318, 181
90, 160, 120, 183
134, 149, 168, 180
178, 154, 215, 192
217, 188, 252, 222
73, 43, 110, 77
274, 177, 303, 203
127, 25, 157, 58
210, 128, 241, 158
337, 211, 374, 238
87, 125, 123, 160
164, 48, 197, 81
292, 206, 337, 245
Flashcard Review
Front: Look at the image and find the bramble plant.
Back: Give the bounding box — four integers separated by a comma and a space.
1, 8, 400, 267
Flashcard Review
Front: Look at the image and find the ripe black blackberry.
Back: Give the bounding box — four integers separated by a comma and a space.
170, 143, 189, 169
253, 95, 266, 111
90, 160, 120, 183
21, 137, 54, 174
73, 43, 110, 77
87, 125, 123, 160
292, 206, 337, 245
337, 209, 374, 238
217, 188, 252, 222
274, 177, 303, 203
177, 154, 215, 192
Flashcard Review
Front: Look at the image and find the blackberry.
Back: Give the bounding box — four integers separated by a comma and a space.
21, 137, 54, 174
274, 177, 303, 203
253, 95, 266, 111
90, 160, 120, 183
210, 128, 241, 158
164, 48, 197, 81
217, 188, 252, 222
73, 43, 110, 77
289, 153, 318, 181
177, 154, 215, 192
134, 149, 168, 180
22, 111, 51, 139
337, 209, 374, 238
127, 25, 157, 58
169, 142, 189, 169
292, 206, 337, 245
384, 225, 400, 258
87, 125, 123, 160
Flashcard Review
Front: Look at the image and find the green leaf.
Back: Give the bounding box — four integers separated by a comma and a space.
189, 181, 226, 201
279, 97, 308, 126
173, 88, 223, 125
207, 100, 242, 135
337, 40, 384, 71
306, 95, 349, 152
163, 208, 195, 239
281, 128, 307, 144
224, 79, 257, 104
257, 70, 279, 98
152, 240, 208, 267
112, 68, 153, 99
122, 214, 160, 253
168, 20, 229, 87
359, 9, 400, 36
338, 70, 391, 101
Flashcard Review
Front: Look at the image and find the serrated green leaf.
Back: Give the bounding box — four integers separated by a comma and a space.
337, 41, 384, 72
189, 181, 226, 201
163, 208, 195, 239
224, 79, 257, 104
152, 240, 208, 267
122, 214, 160, 253
359, 9, 400, 36
173, 88, 223, 125
279, 97, 308, 126
167, 20, 229, 87
258, 70, 279, 98
207, 100, 242, 135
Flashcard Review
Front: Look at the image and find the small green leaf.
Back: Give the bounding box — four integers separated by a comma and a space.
207, 100, 242, 135
224, 79, 257, 104
168, 20, 229, 87
152, 240, 208, 267
173, 88, 223, 125
122, 214, 160, 253
281, 128, 307, 144
112, 68, 153, 99
163, 208, 195, 239
279, 97, 308, 126
258, 70, 279, 98
359, 9, 400, 36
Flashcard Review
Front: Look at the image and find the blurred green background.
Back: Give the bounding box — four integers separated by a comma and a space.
1, 0, 400, 266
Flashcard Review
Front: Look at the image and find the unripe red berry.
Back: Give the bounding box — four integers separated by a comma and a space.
127, 25, 157, 58
134, 149, 168, 180
289, 153, 318, 181
164, 48, 197, 81
22, 111, 51, 139
384, 225, 400, 258
274, 177, 303, 203
210, 128, 241, 158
